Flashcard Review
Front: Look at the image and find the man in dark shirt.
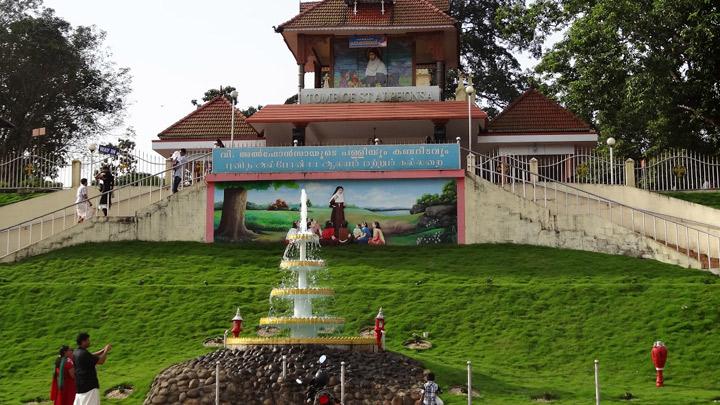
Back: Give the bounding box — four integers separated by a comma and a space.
73, 332, 111, 405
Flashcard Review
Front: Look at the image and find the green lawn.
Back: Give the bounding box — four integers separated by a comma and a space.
664, 191, 720, 210
1, 242, 719, 404
0, 192, 47, 207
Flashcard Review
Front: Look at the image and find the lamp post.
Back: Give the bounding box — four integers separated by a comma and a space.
465, 80, 475, 154
230, 90, 239, 148
606, 137, 616, 184
88, 143, 97, 182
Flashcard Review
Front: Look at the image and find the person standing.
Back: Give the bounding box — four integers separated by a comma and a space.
418, 372, 440, 405
74, 179, 92, 223
364, 49, 387, 87
329, 186, 345, 234
73, 333, 111, 405
50, 345, 76, 405
172, 148, 188, 194
94, 167, 114, 217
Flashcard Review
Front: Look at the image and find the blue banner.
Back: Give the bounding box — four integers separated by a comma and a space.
212, 144, 460, 174
349, 35, 387, 48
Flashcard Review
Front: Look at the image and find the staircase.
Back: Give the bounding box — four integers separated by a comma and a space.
466, 153, 720, 274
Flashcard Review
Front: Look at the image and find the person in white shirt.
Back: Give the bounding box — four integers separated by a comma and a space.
365, 49, 387, 87
75, 178, 92, 223
172, 148, 188, 193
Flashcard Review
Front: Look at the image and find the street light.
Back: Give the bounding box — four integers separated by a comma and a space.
230, 90, 239, 148
465, 81, 475, 154
88, 143, 97, 181
606, 137, 616, 184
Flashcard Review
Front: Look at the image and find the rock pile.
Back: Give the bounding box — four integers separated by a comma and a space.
144, 346, 426, 405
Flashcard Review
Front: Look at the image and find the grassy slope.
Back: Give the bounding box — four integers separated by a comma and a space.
0, 242, 719, 404
663, 191, 720, 210
0, 192, 47, 207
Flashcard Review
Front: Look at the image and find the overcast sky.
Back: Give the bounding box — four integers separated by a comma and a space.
43, 0, 303, 151
42, 0, 543, 154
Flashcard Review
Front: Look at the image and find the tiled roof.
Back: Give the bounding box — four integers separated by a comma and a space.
428, 0, 450, 12
158, 96, 261, 140
279, 0, 455, 30
486, 89, 595, 134
300, 1, 321, 12
246, 101, 486, 124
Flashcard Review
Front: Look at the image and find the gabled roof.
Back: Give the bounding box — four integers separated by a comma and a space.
246, 101, 486, 124
486, 89, 596, 135
0, 117, 14, 129
279, 0, 456, 31
157, 96, 260, 140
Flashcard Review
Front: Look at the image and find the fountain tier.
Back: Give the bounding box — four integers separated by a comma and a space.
226, 189, 376, 350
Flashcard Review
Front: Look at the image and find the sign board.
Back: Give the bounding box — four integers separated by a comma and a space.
349, 35, 387, 48
212, 144, 460, 174
299, 86, 440, 104
98, 144, 119, 156
31, 127, 46, 137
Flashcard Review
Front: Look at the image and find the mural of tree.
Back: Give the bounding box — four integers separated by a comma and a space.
215, 181, 298, 241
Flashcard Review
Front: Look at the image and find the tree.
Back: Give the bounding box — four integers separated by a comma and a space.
200, 87, 262, 117
215, 181, 299, 241
509, 0, 720, 156
202, 86, 237, 102
240, 105, 263, 118
0, 5, 131, 159
449, 0, 528, 115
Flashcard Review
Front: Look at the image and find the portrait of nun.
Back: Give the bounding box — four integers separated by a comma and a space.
329, 186, 345, 233
364, 48, 387, 87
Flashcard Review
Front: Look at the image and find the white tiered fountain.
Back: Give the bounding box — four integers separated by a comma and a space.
226, 189, 376, 351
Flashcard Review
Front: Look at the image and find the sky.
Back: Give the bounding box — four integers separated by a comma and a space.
42, 0, 546, 154
214, 179, 450, 210
43, 0, 303, 152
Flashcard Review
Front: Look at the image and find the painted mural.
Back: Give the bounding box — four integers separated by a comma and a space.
333, 38, 413, 88
213, 179, 457, 245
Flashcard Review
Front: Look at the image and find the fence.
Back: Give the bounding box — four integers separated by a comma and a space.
636, 149, 720, 191
480, 149, 626, 186
0, 149, 167, 190
468, 150, 720, 270
0, 152, 211, 260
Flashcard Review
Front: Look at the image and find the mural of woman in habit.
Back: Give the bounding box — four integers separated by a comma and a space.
364, 49, 387, 87
329, 186, 346, 234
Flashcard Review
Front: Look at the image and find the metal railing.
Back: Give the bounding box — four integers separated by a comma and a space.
637, 149, 720, 191
467, 149, 720, 270
0, 150, 168, 190
0, 153, 211, 260
481, 149, 626, 185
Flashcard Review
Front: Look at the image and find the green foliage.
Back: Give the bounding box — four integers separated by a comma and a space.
508, 0, 720, 156
664, 192, 720, 210
239, 105, 263, 118
1, 242, 719, 404
449, 0, 527, 113
202, 86, 237, 102
0, 192, 47, 207
416, 180, 457, 206
0, 5, 130, 158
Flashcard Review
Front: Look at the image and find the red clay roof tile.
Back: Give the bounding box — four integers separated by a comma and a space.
486, 89, 595, 135
246, 101, 486, 124
158, 97, 260, 140
280, 0, 455, 30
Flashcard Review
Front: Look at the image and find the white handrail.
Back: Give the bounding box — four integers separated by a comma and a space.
467, 149, 719, 270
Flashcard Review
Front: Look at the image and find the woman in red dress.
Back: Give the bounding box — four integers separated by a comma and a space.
368, 221, 386, 246
50, 345, 76, 405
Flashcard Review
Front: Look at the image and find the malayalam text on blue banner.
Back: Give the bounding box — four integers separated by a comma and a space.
212, 144, 460, 174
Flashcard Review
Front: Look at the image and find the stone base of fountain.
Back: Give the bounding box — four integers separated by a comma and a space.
225, 336, 378, 352
144, 346, 426, 405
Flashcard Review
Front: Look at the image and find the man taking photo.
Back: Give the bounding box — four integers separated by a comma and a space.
73, 332, 111, 405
